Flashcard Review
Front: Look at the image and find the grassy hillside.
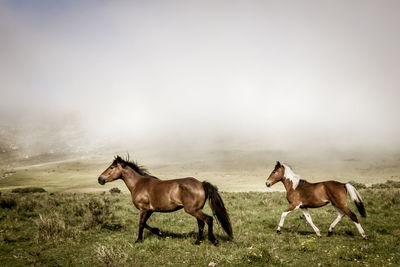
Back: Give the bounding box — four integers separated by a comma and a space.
1, 189, 399, 266
1, 148, 400, 193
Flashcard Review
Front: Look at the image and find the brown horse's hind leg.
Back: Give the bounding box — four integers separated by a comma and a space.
194, 218, 205, 245
203, 213, 217, 245
340, 206, 367, 239
186, 209, 217, 245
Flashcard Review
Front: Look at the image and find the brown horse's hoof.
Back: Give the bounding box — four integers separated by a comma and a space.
212, 239, 219, 246
135, 239, 143, 243
194, 240, 202, 245
153, 228, 163, 237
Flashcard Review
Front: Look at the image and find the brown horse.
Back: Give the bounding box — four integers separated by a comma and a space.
98, 156, 232, 245
265, 161, 367, 239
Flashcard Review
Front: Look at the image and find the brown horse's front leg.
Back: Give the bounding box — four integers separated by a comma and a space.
145, 225, 163, 237
135, 210, 152, 243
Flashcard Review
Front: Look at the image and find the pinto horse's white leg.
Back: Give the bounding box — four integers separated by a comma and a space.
354, 222, 367, 239
301, 208, 321, 237
328, 207, 345, 235
277, 204, 301, 232
277, 211, 290, 232
341, 206, 368, 239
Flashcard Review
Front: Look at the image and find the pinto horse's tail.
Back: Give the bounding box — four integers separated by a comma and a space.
202, 181, 233, 239
345, 183, 366, 217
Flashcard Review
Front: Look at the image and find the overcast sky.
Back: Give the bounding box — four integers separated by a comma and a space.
1, 0, 399, 151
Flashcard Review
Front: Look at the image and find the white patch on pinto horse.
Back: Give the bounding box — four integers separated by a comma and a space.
282, 164, 301, 189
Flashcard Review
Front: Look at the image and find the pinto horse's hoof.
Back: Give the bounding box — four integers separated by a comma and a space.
328, 231, 333, 237
276, 230, 281, 234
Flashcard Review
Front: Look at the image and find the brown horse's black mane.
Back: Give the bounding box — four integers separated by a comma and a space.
113, 155, 151, 176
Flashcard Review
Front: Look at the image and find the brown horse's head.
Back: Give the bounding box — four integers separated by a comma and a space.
98, 156, 125, 185
266, 161, 285, 187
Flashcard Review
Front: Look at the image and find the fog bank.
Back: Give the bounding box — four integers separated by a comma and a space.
1, 1, 400, 158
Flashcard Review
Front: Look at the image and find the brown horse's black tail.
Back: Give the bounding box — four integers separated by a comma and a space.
345, 184, 366, 217
202, 181, 233, 239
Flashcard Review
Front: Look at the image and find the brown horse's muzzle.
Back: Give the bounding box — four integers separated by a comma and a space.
98, 176, 107, 185
266, 181, 272, 187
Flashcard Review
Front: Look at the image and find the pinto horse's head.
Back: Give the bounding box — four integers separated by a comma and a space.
265, 161, 285, 187
98, 156, 125, 185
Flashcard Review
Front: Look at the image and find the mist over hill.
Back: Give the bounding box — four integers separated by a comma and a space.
1, 109, 399, 177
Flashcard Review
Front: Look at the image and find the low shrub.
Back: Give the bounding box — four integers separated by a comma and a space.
386, 180, 400, 188
109, 188, 121, 194
88, 198, 112, 226
12, 187, 47, 194
370, 183, 390, 189
84, 197, 123, 230
73, 204, 86, 217
84, 198, 122, 230
0, 196, 17, 209
18, 198, 40, 212
370, 180, 400, 189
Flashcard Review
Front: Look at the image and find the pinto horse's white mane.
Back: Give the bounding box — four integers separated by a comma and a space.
282, 164, 301, 189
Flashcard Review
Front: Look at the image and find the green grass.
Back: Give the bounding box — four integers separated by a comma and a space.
1, 189, 399, 266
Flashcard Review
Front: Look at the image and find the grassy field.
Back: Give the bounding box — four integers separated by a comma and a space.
1, 188, 399, 266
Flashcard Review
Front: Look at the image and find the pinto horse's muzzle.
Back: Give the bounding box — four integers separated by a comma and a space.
98, 176, 106, 185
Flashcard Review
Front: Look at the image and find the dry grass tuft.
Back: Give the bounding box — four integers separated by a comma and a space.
95, 245, 127, 267
36, 213, 66, 241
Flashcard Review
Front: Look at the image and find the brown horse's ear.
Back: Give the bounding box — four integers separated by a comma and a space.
276, 161, 281, 167
114, 155, 123, 164
115, 155, 127, 167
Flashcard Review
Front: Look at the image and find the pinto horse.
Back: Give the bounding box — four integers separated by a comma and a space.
98, 156, 232, 245
265, 161, 367, 239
